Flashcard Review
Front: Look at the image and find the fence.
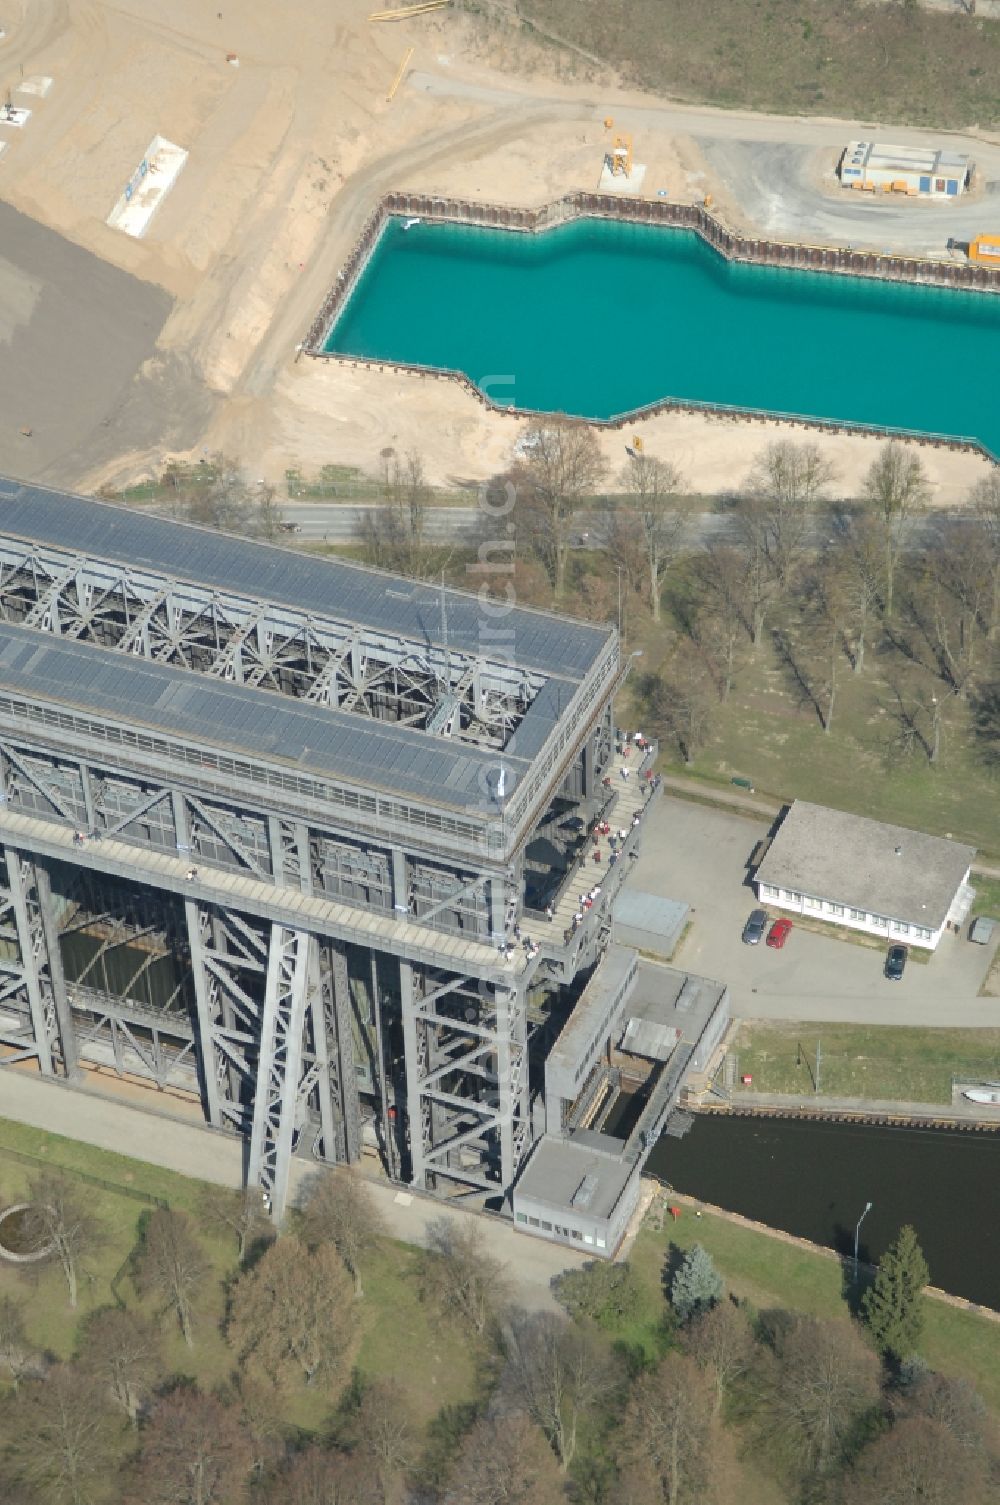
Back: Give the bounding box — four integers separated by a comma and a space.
304, 191, 1000, 464
0, 1141, 169, 1209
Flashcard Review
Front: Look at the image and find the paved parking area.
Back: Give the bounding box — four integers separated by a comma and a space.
630, 798, 999, 1026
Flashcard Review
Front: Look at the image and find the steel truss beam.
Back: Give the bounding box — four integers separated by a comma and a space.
0, 540, 542, 748
401, 960, 529, 1196
0, 846, 74, 1075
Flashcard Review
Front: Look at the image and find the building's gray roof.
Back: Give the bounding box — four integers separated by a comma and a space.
547, 945, 637, 1087
0, 626, 525, 811
756, 800, 976, 929
624, 964, 728, 1053
0, 480, 611, 683
613, 891, 688, 940
514, 1133, 638, 1222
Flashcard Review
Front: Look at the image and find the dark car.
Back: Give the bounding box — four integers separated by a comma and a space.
742, 909, 768, 945
885, 944, 908, 980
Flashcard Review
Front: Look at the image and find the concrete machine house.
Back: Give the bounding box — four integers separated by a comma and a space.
0, 478, 721, 1253
755, 801, 976, 950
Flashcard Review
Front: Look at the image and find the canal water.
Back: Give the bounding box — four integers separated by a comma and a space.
325, 216, 1000, 451
647, 1114, 1000, 1310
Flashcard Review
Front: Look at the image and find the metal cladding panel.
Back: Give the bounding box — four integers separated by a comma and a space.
0, 626, 532, 810
0, 483, 613, 682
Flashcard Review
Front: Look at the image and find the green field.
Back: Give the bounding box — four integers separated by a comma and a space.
733, 1021, 1000, 1103
0, 1117, 477, 1436
628, 1199, 1000, 1409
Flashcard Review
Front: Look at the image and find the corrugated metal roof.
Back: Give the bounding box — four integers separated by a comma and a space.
0, 481, 613, 682
0, 626, 530, 811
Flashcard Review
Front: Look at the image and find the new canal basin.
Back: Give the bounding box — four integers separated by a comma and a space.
325, 217, 1000, 452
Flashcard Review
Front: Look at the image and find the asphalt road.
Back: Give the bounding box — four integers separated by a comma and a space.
283, 501, 982, 548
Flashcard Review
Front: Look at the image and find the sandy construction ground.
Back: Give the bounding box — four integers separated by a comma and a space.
0, 0, 994, 497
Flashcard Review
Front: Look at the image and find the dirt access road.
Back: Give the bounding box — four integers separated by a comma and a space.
0, 0, 996, 493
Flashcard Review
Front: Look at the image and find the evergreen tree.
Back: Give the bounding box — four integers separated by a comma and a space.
861, 1224, 929, 1360
670, 1243, 724, 1322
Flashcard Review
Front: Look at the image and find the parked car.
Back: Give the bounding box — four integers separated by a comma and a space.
767, 918, 793, 950
885, 944, 908, 981
742, 909, 768, 945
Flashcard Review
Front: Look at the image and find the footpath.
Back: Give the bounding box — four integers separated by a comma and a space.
706, 1088, 1000, 1130
0, 1071, 584, 1309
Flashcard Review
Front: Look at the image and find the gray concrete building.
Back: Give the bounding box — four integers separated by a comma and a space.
0, 478, 674, 1226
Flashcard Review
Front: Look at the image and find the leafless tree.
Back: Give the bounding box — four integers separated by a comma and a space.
616, 451, 688, 621
900, 1370, 994, 1462
23, 1171, 102, 1310
443, 1411, 565, 1505
599, 504, 646, 607
227, 1236, 354, 1387
500, 1309, 607, 1472
163, 454, 282, 542
353, 1378, 415, 1505
971, 469, 1000, 640
844, 1416, 991, 1505
862, 442, 931, 618
745, 440, 837, 587
839, 512, 885, 672
0, 1293, 35, 1390
297, 1169, 385, 1298
762, 1314, 880, 1478
261, 1446, 372, 1505
641, 662, 715, 764
682, 1301, 755, 1418
796, 553, 857, 733
692, 545, 751, 698
618, 1350, 718, 1505
9, 1365, 120, 1505
127, 1389, 253, 1505
133, 1207, 209, 1348
198, 1186, 270, 1266
77, 1307, 162, 1425
510, 417, 608, 595
419, 1216, 510, 1337
728, 493, 783, 648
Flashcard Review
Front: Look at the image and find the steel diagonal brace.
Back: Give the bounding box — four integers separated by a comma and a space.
247, 926, 311, 1219
1, 743, 75, 820
185, 796, 266, 878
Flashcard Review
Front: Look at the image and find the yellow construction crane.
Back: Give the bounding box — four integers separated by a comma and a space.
610, 133, 633, 177
387, 45, 414, 101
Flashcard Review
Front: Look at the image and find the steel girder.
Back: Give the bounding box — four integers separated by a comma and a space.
184, 900, 356, 1218
0, 845, 74, 1075
0, 540, 541, 748
401, 961, 530, 1196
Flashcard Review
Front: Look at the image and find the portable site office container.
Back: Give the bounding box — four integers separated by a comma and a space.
839, 141, 973, 198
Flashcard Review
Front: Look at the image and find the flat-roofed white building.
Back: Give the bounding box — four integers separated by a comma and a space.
755, 801, 976, 950
839, 141, 973, 198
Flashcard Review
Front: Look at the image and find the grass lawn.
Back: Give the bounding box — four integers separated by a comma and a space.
521, 0, 1000, 130
628, 1202, 1000, 1409
732, 1022, 1000, 1103
0, 1116, 478, 1438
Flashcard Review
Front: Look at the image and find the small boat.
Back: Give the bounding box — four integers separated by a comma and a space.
963, 1089, 1000, 1106
402, 217, 421, 231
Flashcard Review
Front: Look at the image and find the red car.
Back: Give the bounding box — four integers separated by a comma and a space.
766, 918, 793, 950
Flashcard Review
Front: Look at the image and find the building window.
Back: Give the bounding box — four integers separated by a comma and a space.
528, 1217, 539, 1227
804, 896, 821, 910
828, 903, 845, 917
785, 889, 802, 902
849, 909, 865, 921
570, 1230, 582, 1241
516, 1213, 527, 1223
595, 1237, 606, 1249
761, 883, 778, 898
541, 1221, 552, 1232
892, 921, 910, 935
872, 915, 888, 928
584, 1234, 594, 1245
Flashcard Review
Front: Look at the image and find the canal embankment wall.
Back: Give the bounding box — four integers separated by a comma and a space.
305, 191, 1000, 462
643, 1182, 1000, 1324
696, 1090, 1000, 1132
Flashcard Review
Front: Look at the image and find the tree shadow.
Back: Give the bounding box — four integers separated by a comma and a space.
770, 626, 826, 730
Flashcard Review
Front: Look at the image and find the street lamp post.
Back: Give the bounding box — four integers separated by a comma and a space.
854, 1200, 873, 1282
